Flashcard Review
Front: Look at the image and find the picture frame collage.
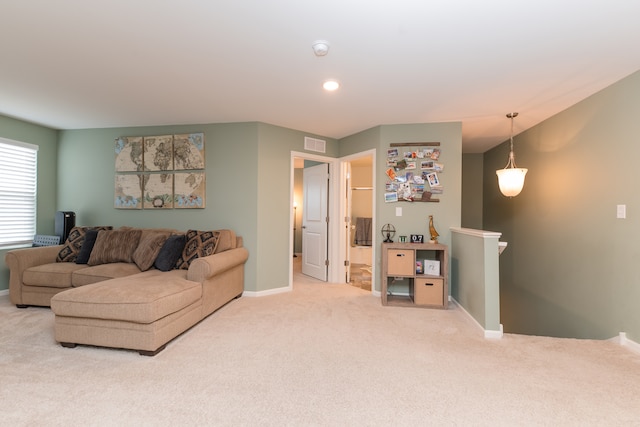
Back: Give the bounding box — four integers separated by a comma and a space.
114, 133, 206, 210
385, 143, 444, 203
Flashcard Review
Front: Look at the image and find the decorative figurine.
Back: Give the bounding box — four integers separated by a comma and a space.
428, 215, 439, 243
381, 223, 396, 243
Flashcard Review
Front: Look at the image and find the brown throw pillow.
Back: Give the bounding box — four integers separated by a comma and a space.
132, 232, 170, 271
87, 229, 142, 266
175, 230, 220, 270
56, 226, 113, 263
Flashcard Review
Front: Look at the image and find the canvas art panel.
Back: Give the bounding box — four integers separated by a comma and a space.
114, 174, 143, 209
143, 135, 173, 171
173, 133, 205, 171
115, 137, 143, 172
174, 172, 206, 208
143, 173, 174, 209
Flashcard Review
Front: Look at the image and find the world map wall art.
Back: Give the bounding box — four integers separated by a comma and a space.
114, 133, 206, 209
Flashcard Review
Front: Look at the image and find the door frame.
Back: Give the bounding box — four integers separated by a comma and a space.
290, 151, 341, 288
338, 149, 377, 295
289, 148, 377, 293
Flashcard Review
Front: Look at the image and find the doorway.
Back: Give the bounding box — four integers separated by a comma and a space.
290, 149, 375, 292
291, 152, 335, 286
342, 153, 375, 292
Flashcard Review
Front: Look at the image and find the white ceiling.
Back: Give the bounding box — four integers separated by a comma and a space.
1, 1, 639, 153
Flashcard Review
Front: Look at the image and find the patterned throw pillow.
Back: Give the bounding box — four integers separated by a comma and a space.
56, 226, 113, 263
175, 230, 220, 270
87, 228, 143, 266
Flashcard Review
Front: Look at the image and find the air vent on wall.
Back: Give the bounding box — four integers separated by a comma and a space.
304, 137, 326, 153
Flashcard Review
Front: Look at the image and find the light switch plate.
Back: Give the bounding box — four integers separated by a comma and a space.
617, 204, 626, 219
396, 207, 402, 216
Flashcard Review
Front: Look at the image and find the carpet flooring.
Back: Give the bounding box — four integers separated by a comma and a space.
1, 263, 640, 426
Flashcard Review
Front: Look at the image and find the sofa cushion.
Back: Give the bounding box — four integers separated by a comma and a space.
71, 263, 143, 287
176, 230, 220, 270
75, 229, 100, 264
23, 262, 89, 288
154, 234, 186, 271
56, 226, 113, 263
88, 229, 143, 266
132, 231, 171, 271
51, 275, 202, 324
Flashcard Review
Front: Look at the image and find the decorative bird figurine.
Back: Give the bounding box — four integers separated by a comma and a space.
428, 215, 439, 243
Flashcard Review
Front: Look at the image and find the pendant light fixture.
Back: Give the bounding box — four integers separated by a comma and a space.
496, 112, 527, 197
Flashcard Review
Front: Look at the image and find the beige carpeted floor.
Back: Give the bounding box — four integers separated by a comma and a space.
2, 260, 640, 426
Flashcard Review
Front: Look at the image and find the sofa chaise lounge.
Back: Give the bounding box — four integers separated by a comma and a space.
5, 226, 248, 355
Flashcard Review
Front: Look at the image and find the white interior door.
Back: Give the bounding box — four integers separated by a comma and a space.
302, 163, 328, 281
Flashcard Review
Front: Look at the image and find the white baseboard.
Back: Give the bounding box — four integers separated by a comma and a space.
450, 297, 503, 339
484, 324, 504, 339
617, 332, 640, 354
0, 289, 8, 297
242, 285, 291, 298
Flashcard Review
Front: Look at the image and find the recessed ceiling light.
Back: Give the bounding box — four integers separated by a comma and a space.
323, 80, 340, 91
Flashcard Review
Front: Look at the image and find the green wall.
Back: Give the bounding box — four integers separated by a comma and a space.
341, 122, 463, 291
0, 115, 58, 291
450, 229, 501, 332
55, 122, 338, 293
461, 153, 483, 229
255, 123, 338, 291
483, 70, 640, 342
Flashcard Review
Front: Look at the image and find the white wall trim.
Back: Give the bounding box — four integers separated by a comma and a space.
0, 289, 8, 297
450, 297, 503, 339
484, 324, 504, 340
450, 227, 502, 239
616, 332, 640, 354
243, 285, 291, 298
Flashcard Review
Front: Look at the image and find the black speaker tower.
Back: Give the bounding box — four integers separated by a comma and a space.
55, 211, 75, 243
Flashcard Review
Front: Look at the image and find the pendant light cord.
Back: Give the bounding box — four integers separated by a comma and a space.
505, 112, 518, 169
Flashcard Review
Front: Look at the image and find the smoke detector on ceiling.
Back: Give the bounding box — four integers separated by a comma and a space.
312, 40, 330, 56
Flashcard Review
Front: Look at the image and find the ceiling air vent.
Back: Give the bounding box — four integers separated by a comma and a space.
304, 137, 326, 153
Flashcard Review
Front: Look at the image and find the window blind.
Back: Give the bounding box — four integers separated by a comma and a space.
0, 138, 38, 248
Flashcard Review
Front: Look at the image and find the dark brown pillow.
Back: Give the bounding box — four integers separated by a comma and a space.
87, 229, 142, 266
132, 232, 170, 271
175, 230, 220, 270
56, 226, 113, 263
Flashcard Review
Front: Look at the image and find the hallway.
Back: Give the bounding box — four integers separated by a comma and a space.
293, 255, 371, 292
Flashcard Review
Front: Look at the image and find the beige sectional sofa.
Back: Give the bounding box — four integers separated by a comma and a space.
5, 226, 248, 355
